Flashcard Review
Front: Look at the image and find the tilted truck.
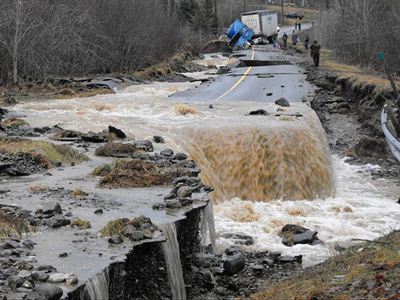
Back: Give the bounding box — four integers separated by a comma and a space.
241, 10, 279, 44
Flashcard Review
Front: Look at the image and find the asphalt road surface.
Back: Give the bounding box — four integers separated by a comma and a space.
173, 45, 314, 103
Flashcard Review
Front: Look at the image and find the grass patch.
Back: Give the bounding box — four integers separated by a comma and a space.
252, 231, 400, 300
1, 118, 30, 128
71, 218, 91, 229
320, 49, 400, 95
100, 216, 149, 237
0, 138, 88, 166
0, 209, 32, 239
28, 184, 49, 194
95, 142, 137, 157
175, 103, 198, 116
92, 159, 190, 188
71, 189, 88, 199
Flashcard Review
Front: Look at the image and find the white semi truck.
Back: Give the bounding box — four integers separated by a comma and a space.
241, 10, 279, 44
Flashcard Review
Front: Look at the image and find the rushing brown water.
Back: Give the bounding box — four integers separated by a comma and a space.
185, 125, 333, 203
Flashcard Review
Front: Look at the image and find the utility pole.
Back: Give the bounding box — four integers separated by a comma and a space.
281, 0, 284, 25
243, 0, 246, 12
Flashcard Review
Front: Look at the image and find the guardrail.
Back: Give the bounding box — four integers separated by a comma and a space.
381, 108, 400, 162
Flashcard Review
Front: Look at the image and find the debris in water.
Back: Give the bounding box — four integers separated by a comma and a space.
248, 109, 268, 116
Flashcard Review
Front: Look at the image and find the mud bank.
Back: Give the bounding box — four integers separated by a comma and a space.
305, 62, 400, 181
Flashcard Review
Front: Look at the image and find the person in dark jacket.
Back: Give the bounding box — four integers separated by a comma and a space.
304, 35, 310, 50
310, 40, 321, 67
292, 30, 298, 46
282, 32, 288, 49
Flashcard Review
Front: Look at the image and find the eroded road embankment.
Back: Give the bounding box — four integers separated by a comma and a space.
1, 45, 399, 300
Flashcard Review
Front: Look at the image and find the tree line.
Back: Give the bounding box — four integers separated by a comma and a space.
317, 0, 400, 72
0, 0, 251, 84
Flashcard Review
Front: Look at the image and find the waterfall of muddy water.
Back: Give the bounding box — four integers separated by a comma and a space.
199, 202, 217, 254
183, 114, 333, 202
82, 268, 109, 300
159, 223, 187, 300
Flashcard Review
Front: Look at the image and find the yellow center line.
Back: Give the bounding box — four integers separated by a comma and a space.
216, 49, 256, 101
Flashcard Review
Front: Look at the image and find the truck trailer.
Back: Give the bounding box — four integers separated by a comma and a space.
241, 10, 279, 44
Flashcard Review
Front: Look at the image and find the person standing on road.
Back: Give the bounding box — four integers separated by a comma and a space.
294, 19, 298, 31
310, 40, 321, 67
298, 18, 302, 31
304, 34, 310, 50
292, 30, 298, 46
282, 32, 288, 49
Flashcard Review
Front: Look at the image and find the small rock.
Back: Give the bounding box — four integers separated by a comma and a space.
130, 230, 145, 241
17, 270, 32, 279
280, 224, 319, 246
32, 272, 49, 282
47, 215, 71, 229
249, 109, 268, 116
153, 136, 165, 144
59, 252, 68, 258
143, 229, 153, 239
221, 233, 254, 246
174, 153, 188, 161
277, 255, 302, 264
34, 283, 63, 300
225, 245, 240, 256
65, 273, 78, 286
108, 125, 126, 139
134, 140, 154, 152
21, 280, 33, 289
266, 92, 273, 96
165, 199, 181, 209
177, 186, 192, 198
122, 225, 135, 237
223, 252, 245, 275
108, 235, 123, 245
8, 275, 24, 290
209, 104, 214, 109
37, 265, 55, 272
251, 264, 264, 273
16, 287, 31, 293
1, 240, 19, 249
160, 148, 174, 157
94, 208, 103, 215
42, 202, 62, 215
48, 273, 66, 283
275, 97, 290, 107
22, 240, 35, 250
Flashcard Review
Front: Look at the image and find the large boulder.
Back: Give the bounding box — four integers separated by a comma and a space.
42, 202, 62, 215
223, 252, 245, 275
279, 224, 319, 246
34, 283, 63, 300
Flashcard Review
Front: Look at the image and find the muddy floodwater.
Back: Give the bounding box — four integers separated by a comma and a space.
11, 53, 400, 268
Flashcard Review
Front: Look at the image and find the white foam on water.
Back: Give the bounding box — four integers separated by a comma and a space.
214, 156, 400, 267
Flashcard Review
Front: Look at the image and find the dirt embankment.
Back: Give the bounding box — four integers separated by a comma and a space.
0, 51, 209, 106
300, 55, 400, 181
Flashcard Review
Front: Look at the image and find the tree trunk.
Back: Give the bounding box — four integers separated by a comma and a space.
13, 0, 22, 85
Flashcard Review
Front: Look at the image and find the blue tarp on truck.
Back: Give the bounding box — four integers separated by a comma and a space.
226, 19, 255, 49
